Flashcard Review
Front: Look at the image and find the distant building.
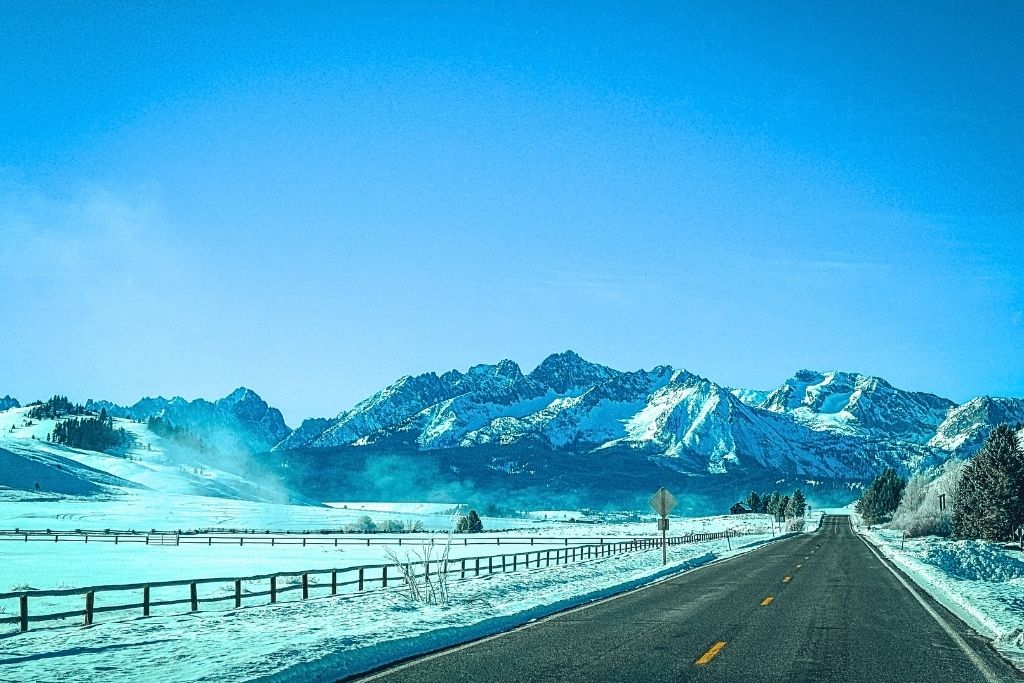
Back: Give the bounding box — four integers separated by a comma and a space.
730, 502, 752, 515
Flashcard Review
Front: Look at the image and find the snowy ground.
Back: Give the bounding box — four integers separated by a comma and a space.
0, 506, 775, 628
0, 530, 779, 682
858, 522, 1024, 671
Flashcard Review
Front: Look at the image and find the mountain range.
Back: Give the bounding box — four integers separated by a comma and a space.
5, 351, 1024, 508
270, 351, 1024, 480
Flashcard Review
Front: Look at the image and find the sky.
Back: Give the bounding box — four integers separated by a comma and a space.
1, 1, 1022, 425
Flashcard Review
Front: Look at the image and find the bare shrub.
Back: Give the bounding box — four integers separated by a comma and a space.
383, 532, 453, 605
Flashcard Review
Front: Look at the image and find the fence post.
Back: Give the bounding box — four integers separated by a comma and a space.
190, 583, 198, 611
331, 570, 338, 595
234, 580, 242, 608
383, 565, 388, 588
488, 557, 493, 574
143, 586, 150, 616
19, 595, 28, 632
358, 568, 364, 591
302, 574, 309, 599
726, 530, 731, 550
270, 576, 277, 603
84, 591, 94, 626
461, 559, 466, 579
475, 558, 480, 576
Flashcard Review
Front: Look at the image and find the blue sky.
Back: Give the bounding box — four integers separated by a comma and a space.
1, 2, 1022, 424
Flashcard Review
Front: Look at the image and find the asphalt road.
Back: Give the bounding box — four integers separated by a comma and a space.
350, 515, 1021, 683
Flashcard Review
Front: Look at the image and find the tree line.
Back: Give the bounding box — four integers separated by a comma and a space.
746, 489, 807, 520
49, 409, 131, 453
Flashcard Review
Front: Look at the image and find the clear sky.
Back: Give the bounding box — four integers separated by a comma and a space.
1, 1, 1022, 425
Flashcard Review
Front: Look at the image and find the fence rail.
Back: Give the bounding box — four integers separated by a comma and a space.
1, 530, 752, 633
0, 529, 748, 548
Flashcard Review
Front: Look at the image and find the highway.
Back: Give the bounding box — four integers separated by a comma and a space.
350, 515, 1021, 682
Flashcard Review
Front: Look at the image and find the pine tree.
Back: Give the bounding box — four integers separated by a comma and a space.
791, 489, 807, 517
952, 424, 1024, 541
780, 495, 792, 519
746, 491, 762, 513
855, 468, 907, 525
766, 491, 781, 518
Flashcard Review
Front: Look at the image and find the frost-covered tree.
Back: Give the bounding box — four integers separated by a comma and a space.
953, 424, 1024, 541
890, 460, 963, 537
765, 491, 781, 518
779, 495, 792, 520
746, 491, 762, 513
791, 489, 806, 517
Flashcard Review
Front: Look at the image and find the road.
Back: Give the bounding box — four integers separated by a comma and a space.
350, 515, 1021, 682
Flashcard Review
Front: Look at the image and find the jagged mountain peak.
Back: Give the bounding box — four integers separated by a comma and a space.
0, 395, 20, 411
529, 350, 618, 394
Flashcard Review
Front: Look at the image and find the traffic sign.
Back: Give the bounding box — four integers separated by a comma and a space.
650, 488, 678, 518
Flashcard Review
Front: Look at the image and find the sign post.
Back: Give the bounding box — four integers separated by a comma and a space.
649, 487, 678, 566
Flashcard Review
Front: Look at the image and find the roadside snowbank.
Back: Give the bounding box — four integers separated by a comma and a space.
0, 533, 775, 682
862, 526, 1024, 671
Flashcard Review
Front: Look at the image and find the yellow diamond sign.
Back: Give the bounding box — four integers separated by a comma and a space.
649, 487, 678, 517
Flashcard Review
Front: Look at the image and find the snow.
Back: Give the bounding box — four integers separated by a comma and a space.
859, 524, 1024, 671
0, 528, 779, 682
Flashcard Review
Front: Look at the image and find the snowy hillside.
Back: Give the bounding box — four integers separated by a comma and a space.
87, 387, 291, 452
0, 406, 297, 504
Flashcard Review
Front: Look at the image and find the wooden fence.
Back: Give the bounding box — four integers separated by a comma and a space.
0, 528, 752, 548
1, 530, 748, 633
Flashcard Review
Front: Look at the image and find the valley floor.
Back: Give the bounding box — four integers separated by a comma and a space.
0, 510, 780, 682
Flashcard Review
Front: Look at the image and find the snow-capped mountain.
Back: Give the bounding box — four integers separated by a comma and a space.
927, 396, 1024, 454
757, 370, 955, 444
87, 387, 290, 452
0, 395, 19, 411
271, 351, 1010, 480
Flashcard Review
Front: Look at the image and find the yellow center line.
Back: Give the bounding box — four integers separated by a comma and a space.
783, 575, 792, 583
695, 641, 727, 666
760, 596, 774, 606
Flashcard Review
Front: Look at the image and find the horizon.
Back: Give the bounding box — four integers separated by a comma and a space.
0, 348, 1009, 427
2, 2, 1022, 425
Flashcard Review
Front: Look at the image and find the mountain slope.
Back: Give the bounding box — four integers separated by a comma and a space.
87, 387, 290, 453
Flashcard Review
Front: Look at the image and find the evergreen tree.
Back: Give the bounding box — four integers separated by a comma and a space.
746, 491, 762, 513
952, 424, 1024, 541
779, 495, 792, 519
456, 509, 484, 533
791, 489, 807, 517
855, 468, 907, 525
766, 491, 781, 518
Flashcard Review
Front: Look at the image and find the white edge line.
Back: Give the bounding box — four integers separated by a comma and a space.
852, 519, 1006, 683
351, 532, 799, 682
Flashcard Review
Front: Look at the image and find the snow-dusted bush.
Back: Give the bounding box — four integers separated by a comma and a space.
891, 459, 964, 537
785, 517, 805, 533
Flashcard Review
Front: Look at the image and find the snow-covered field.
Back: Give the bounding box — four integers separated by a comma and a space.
0, 529, 779, 682
0, 501, 774, 630
859, 523, 1024, 671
